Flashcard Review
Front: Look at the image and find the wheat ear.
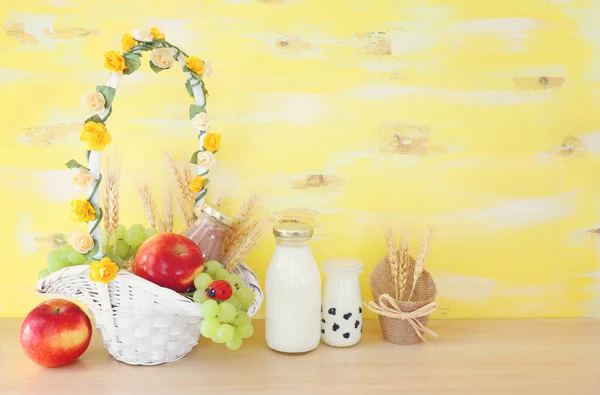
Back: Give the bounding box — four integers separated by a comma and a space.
138, 184, 156, 228
408, 226, 432, 301
399, 237, 410, 299
103, 155, 120, 254
386, 227, 400, 300
165, 153, 194, 227
237, 194, 259, 223
224, 219, 262, 272
223, 195, 260, 258
182, 166, 196, 206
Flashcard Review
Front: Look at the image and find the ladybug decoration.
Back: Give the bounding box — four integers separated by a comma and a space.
205, 280, 233, 301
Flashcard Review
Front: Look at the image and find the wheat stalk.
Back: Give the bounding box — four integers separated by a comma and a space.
164, 191, 173, 232
408, 226, 432, 301
224, 219, 262, 271
138, 184, 156, 228
165, 153, 195, 227
103, 155, 120, 254
155, 214, 168, 233
386, 227, 400, 300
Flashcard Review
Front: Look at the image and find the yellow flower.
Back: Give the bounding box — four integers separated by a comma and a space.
70, 199, 96, 222
203, 133, 221, 152
185, 56, 204, 75
104, 50, 127, 73
121, 34, 136, 52
80, 121, 112, 151
151, 27, 165, 40
189, 176, 206, 193
89, 257, 119, 284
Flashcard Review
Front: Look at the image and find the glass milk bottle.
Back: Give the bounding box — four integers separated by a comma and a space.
266, 223, 321, 353
181, 203, 234, 262
321, 258, 363, 347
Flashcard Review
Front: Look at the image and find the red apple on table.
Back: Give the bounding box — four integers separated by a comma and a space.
134, 232, 205, 292
20, 299, 92, 367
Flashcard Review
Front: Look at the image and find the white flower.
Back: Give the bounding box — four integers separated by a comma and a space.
150, 47, 175, 69
71, 167, 95, 189
81, 92, 106, 114
192, 112, 210, 131
70, 231, 95, 254
203, 60, 213, 77
196, 151, 216, 169
132, 28, 154, 43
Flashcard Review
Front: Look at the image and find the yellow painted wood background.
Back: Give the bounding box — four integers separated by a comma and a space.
1, 0, 600, 318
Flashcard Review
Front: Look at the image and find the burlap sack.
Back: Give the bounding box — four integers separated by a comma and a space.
370, 256, 436, 345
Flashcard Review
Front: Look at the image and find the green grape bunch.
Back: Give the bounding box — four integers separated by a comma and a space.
194, 260, 256, 350
39, 224, 160, 280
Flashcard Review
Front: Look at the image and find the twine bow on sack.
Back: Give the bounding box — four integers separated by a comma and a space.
366, 293, 439, 343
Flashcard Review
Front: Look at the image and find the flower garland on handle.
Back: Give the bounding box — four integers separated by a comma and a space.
65, 28, 215, 285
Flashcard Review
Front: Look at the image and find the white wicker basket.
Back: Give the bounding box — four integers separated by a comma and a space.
37, 33, 265, 366
36, 262, 263, 365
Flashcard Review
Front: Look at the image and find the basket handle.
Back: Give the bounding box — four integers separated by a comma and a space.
87, 45, 209, 260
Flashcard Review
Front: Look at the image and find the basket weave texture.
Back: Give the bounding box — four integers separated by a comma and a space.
370, 256, 436, 345
36, 262, 263, 365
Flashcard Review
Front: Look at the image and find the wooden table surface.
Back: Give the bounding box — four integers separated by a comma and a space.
0, 318, 598, 395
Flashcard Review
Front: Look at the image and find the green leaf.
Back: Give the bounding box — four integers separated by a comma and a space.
195, 189, 207, 204
101, 106, 113, 123
65, 159, 88, 170
185, 80, 194, 97
87, 173, 103, 202
96, 85, 116, 108
84, 114, 103, 124
189, 150, 201, 164
89, 207, 103, 235
103, 253, 125, 269
190, 70, 203, 81
123, 53, 142, 75
189, 104, 205, 120
83, 242, 100, 259
129, 44, 152, 53
149, 60, 167, 74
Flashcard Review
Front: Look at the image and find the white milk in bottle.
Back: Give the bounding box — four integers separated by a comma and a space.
321, 258, 363, 347
265, 223, 321, 353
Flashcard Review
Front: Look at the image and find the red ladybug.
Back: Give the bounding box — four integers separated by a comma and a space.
205, 280, 232, 301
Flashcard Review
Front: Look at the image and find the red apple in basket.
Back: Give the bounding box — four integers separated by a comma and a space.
20, 299, 92, 367
134, 232, 205, 292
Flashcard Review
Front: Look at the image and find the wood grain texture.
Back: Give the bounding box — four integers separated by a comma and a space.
1, 319, 599, 395
2, 0, 600, 319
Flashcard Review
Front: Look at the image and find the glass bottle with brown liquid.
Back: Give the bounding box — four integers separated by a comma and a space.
181, 203, 235, 263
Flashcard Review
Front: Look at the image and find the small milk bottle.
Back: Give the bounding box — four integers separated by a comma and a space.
265, 223, 321, 353
321, 258, 363, 347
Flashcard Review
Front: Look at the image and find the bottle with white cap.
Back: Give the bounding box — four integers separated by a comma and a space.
265, 223, 321, 353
